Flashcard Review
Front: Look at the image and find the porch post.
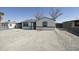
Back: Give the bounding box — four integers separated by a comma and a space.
31, 22, 32, 30
22, 22, 23, 29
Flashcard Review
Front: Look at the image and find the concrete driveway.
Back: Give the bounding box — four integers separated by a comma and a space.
0, 29, 79, 51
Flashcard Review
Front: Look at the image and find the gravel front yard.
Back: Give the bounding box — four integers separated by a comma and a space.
0, 29, 79, 51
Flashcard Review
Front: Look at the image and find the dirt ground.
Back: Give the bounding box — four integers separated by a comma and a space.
0, 28, 79, 51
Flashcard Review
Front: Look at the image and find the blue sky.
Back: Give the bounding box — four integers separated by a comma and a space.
0, 7, 79, 23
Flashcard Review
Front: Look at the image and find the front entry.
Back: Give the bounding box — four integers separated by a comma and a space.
33, 22, 36, 30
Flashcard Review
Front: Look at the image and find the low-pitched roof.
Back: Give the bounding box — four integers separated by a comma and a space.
22, 17, 54, 23
22, 19, 37, 22
1, 21, 16, 24
63, 19, 79, 23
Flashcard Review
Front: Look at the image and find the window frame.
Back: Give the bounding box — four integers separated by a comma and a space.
23, 22, 28, 27
75, 21, 79, 27
42, 21, 47, 27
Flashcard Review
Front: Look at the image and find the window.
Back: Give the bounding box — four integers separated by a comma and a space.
75, 21, 79, 26
23, 22, 28, 27
42, 22, 47, 27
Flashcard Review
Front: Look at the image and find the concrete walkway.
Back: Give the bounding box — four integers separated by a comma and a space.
0, 29, 79, 51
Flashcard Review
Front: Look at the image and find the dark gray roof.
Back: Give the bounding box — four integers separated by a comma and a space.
63, 19, 79, 23
22, 19, 37, 22
22, 17, 54, 22
1, 21, 16, 24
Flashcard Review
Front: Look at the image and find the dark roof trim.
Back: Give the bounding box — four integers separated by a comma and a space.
63, 20, 79, 23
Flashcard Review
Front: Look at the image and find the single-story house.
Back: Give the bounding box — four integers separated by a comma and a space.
8, 21, 16, 29
21, 17, 55, 30
0, 21, 16, 30
63, 20, 79, 35
63, 20, 79, 28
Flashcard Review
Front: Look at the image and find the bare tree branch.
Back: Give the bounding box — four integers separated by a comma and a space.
35, 12, 44, 20
49, 8, 62, 21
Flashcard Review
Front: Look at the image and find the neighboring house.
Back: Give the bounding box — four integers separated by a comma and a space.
63, 20, 79, 28
0, 22, 8, 30
8, 21, 16, 29
63, 20, 79, 35
0, 21, 16, 30
21, 17, 55, 30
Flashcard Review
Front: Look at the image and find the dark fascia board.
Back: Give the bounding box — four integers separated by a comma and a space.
63, 20, 79, 23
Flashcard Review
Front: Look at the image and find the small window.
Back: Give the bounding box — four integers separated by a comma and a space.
75, 21, 79, 26
42, 22, 47, 27
23, 22, 28, 27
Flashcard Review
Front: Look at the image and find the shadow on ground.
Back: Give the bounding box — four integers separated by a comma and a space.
58, 28, 79, 37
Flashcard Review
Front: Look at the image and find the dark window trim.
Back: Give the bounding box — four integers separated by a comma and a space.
42, 21, 47, 27
23, 22, 28, 27
75, 21, 79, 27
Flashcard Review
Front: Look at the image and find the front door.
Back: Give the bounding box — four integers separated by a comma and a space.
33, 22, 36, 30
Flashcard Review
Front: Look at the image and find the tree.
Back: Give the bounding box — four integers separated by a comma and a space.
35, 12, 44, 20
0, 12, 4, 23
49, 8, 62, 21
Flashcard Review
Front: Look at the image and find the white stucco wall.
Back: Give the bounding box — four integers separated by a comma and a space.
22, 18, 55, 30
36, 19, 55, 27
